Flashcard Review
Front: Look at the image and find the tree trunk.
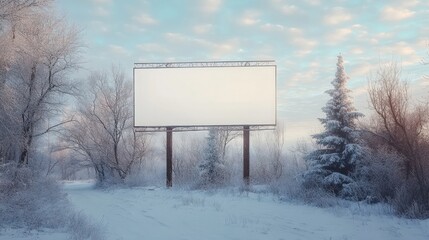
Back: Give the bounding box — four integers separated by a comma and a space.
18, 123, 33, 166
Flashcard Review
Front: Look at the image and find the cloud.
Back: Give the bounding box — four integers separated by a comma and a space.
164, 32, 239, 58
137, 43, 168, 54
108, 44, 129, 56
238, 10, 261, 26
95, 7, 109, 17
211, 39, 241, 58
323, 7, 352, 25
288, 27, 303, 35
285, 27, 317, 56
91, 21, 109, 33
350, 47, 363, 55
347, 25, 394, 46
193, 24, 213, 34
270, 0, 299, 15
260, 23, 286, 32
304, 0, 320, 6
287, 68, 320, 87
124, 23, 146, 33
381, 6, 415, 21
376, 32, 393, 40
282, 4, 298, 14
199, 0, 222, 14
380, 41, 416, 56
325, 28, 352, 44
400, 0, 420, 7
416, 38, 429, 48
350, 85, 368, 97
134, 13, 157, 25
165, 32, 202, 44
349, 62, 374, 77
292, 42, 317, 57
91, 0, 112, 4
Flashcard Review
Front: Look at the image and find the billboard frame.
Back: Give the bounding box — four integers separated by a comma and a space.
133, 60, 277, 130
133, 60, 277, 187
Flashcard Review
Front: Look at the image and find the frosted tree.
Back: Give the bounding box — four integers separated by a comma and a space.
216, 128, 241, 161
198, 128, 227, 187
0, 8, 80, 166
62, 66, 150, 184
304, 55, 364, 197
0, 0, 53, 163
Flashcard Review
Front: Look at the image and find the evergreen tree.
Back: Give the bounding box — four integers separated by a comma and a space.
198, 128, 226, 187
304, 55, 364, 196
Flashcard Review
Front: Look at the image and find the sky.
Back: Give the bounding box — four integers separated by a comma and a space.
55, 0, 429, 145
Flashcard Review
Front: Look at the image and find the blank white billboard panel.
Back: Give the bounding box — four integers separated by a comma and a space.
134, 65, 276, 127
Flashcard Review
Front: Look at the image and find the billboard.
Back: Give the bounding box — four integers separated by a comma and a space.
134, 62, 276, 128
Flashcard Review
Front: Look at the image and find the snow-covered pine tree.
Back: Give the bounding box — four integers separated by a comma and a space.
304, 55, 364, 197
198, 128, 226, 188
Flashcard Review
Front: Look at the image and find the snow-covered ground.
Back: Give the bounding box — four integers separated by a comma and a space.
65, 181, 429, 240
2, 181, 429, 240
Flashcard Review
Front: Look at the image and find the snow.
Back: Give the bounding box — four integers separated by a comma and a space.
63, 181, 428, 240
1, 181, 428, 240
0, 229, 68, 240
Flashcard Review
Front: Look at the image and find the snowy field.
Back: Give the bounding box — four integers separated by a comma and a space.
2, 181, 429, 240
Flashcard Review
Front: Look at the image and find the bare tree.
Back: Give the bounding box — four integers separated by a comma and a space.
0, 0, 51, 163
0, 0, 51, 23
172, 133, 203, 184
368, 62, 429, 206
252, 124, 285, 182
0, 0, 51, 85
63, 66, 150, 184
215, 128, 241, 160
0, 8, 80, 166
265, 123, 285, 180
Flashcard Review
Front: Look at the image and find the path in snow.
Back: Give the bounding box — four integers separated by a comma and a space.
64, 181, 429, 240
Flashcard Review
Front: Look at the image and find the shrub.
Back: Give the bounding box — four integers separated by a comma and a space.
390, 180, 429, 219
68, 212, 105, 240
356, 147, 403, 202
357, 147, 429, 218
0, 163, 104, 238
0, 163, 69, 229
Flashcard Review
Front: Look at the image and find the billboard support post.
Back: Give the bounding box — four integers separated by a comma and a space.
166, 127, 173, 187
243, 126, 250, 185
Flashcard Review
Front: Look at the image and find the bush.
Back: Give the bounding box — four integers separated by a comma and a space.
356, 148, 403, 202
0, 163, 104, 238
268, 172, 339, 208
390, 180, 429, 219
357, 147, 429, 218
68, 212, 105, 240
283, 183, 339, 208
322, 172, 354, 194
0, 163, 69, 229
340, 181, 368, 201
301, 168, 327, 189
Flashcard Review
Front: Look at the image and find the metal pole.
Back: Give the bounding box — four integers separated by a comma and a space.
243, 126, 250, 185
166, 127, 173, 187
